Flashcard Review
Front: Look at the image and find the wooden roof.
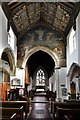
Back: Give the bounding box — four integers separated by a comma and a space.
2, 2, 80, 40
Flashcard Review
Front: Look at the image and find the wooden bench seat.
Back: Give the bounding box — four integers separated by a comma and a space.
64, 115, 70, 120
0, 113, 18, 120
64, 115, 80, 120
55, 107, 80, 120
0, 106, 23, 120
51, 101, 80, 117
0, 101, 29, 118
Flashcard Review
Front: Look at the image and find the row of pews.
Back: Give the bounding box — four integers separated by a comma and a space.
51, 100, 80, 120
0, 101, 29, 120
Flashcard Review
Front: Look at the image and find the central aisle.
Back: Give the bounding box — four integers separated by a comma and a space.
27, 93, 53, 120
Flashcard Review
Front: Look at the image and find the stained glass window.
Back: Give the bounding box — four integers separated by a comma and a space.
36, 69, 45, 86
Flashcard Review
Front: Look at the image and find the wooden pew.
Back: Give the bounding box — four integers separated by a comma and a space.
64, 115, 80, 120
51, 101, 80, 117
0, 106, 23, 120
64, 115, 71, 120
55, 107, 80, 120
0, 101, 29, 118
1, 113, 18, 120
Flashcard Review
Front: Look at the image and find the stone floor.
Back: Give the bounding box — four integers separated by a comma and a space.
27, 94, 53, 120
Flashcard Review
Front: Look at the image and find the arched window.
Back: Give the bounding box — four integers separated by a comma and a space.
36, 69, 45, 86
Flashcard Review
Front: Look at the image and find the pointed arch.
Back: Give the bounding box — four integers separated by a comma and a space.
22, 46, 59, 68
67, 62, 80, 80
1, 47, 15, 75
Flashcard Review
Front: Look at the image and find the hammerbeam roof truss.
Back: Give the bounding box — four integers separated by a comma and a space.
2, 2, 80, 39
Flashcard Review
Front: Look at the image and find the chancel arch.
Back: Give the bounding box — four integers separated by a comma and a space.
24, 48, 56, 91
22, 46, 59, 69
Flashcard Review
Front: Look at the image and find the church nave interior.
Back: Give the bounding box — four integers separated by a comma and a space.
0, 1, 80, 120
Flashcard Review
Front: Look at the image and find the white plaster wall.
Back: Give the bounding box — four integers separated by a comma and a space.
55, 70, 59, 99
66, 12, 80, 98
67, 11, 80, 73
9, 27, 17, 66
1, 4, 8, 52
49, 73, 56, 92
49, 76, 53, 91
66, 76, 70, 95
0, 4, 3, 56
0, 5, 17, 66
59, 67, 67, 100
10, 68, 25, 88
67, 27, 78, 73
76, 12, 80, 65
16, 68, 25, 88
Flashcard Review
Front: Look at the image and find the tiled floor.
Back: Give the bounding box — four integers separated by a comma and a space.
27, 94, 53, 120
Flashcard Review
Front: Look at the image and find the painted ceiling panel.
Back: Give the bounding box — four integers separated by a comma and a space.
2, 2, 80, 38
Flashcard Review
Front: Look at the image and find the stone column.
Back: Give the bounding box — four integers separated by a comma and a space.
55, 68, 60, 100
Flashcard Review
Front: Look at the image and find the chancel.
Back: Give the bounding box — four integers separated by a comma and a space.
0, 1, 80, 120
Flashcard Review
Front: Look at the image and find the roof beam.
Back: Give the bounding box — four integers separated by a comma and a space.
59, 2, 73, 16
61, 2, 75, 9
65, 2, 80, 37
42, 18, 65, 37
2, 2, 11, 19
8, 2, 22, 11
